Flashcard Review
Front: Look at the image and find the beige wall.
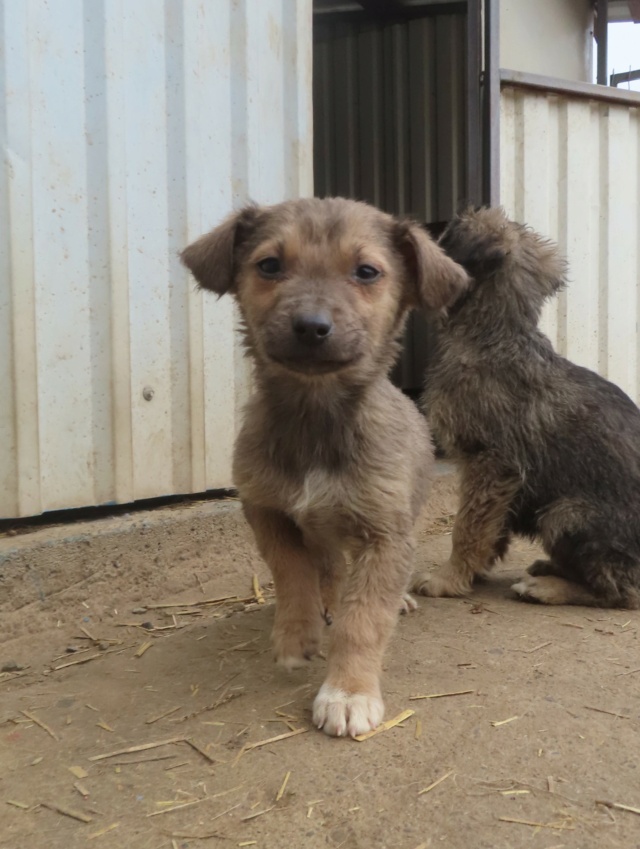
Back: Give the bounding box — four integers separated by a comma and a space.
501, 85, 640, 401
500, 0, 594, 82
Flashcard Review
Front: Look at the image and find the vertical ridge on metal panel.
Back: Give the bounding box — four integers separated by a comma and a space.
32, 0, 95, 511
84, 0, 117, 507
105, 0, 134, 507
2, 0, 41, 517
200, 0, 238, 491
125, 1, 173, 501
500, 82, 640, 404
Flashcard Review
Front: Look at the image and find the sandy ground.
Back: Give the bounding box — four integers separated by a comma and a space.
2, 515, 640, 849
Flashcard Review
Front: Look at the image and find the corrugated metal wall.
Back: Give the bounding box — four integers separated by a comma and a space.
501, 84, 640, 402
0, 0, 313, 519
314, 11, 467, 220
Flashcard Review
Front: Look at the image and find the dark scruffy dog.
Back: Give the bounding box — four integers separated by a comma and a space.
413, 206, 640, 609
181, 197, 469, 737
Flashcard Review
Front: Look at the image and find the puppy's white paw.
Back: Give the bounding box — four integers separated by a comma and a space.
312, 683, 384, 738
400, 592, 418, 614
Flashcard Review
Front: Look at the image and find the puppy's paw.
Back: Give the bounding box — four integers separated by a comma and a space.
400, 592, 418, 614
312, 683, 384, 738
272, 621, 322, 671
511, 574, 595, 606
412, 568, 471, 598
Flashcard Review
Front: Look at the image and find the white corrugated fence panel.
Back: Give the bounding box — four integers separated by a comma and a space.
501, 85, 640, 401
0, 0, 313, 518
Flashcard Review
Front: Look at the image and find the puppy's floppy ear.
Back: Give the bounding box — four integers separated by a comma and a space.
396, 221, 470, 311
181, 205, 259, 295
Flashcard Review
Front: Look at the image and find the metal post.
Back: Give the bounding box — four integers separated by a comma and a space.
483, 0, 500, 206
466, 0, 483, 206
595, 0, 609, 85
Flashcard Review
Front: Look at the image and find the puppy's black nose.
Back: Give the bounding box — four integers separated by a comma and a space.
292, 312, 333, 346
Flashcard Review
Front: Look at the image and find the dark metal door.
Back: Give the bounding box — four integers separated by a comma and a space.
313, 0, 483, 391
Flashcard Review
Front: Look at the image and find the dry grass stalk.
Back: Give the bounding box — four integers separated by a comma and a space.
276, 771, 291, 802
41, 801, 92, 823
597, 800, 640, 816
354, 709, 415, 742
498, 816, 574, 830
409, 690, 474, 701
184, 738, 216, 764
146, 706, 182, 724
615, 667, 640, 676
97, 720, 114, 732
89, 737, 185, 762
157, 803, 240, 825
21, 710, 59, 741
87, 822, 120, 840
584, 705, 630, 719
176, 689, 243, 723
243, 727, 307, 751
242, 806, 276, 821
111, 754, 176, 766
6, 801, 29, 809
147, 798, 207, 818
252, 574, 265, 604
145, 596, 243, 610
490, 716, 519, 727
418, 770, 454, 796
134, 641, 153, 658
53, 653, 102, 671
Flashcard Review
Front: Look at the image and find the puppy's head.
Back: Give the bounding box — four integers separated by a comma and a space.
181, 198, 468, 379
438, 207, 567, 322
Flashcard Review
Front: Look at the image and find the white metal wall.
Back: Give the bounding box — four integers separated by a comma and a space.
0, 0, 313, 518
501, 84, 640, 401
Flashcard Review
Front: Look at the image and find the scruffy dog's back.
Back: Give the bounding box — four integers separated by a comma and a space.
414, 206, 640, 608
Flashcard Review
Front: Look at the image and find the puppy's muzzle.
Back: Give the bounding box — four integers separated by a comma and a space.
291, 312, 334, 347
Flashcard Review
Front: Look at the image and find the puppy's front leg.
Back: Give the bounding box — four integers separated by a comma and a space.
243, 504, 325, 669
313, 534, 414, 738
414, 462, 520, 597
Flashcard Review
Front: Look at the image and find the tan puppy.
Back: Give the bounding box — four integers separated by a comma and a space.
182, 197, 468, 737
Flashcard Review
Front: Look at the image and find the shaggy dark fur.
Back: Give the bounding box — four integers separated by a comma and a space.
413, 206, 640, 608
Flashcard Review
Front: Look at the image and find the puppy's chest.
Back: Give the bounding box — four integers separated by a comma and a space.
241, 464, 362, 530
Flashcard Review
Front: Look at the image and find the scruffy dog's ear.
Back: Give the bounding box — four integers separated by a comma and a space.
438, 215, 508, 279
396, 221, 471, 311
181, 205, 259, 295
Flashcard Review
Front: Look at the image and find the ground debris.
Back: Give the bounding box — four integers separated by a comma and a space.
597, 800, 640, 816
21, 710, 59, 741
40, 801, 93, 823
409, 690, 474, 701
418, 770, 454, 795
354, 709, 415, 741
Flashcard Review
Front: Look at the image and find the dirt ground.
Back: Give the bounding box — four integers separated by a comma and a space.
2, 509, 640, 849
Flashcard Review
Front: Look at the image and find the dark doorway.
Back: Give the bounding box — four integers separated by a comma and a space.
312, 1, 482, 391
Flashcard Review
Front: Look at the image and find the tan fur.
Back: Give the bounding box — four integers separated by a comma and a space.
182, 197, 469, 737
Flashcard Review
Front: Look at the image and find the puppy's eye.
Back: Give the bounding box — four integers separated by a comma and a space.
353, 264, 381, 284
256, 257, 282, 278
